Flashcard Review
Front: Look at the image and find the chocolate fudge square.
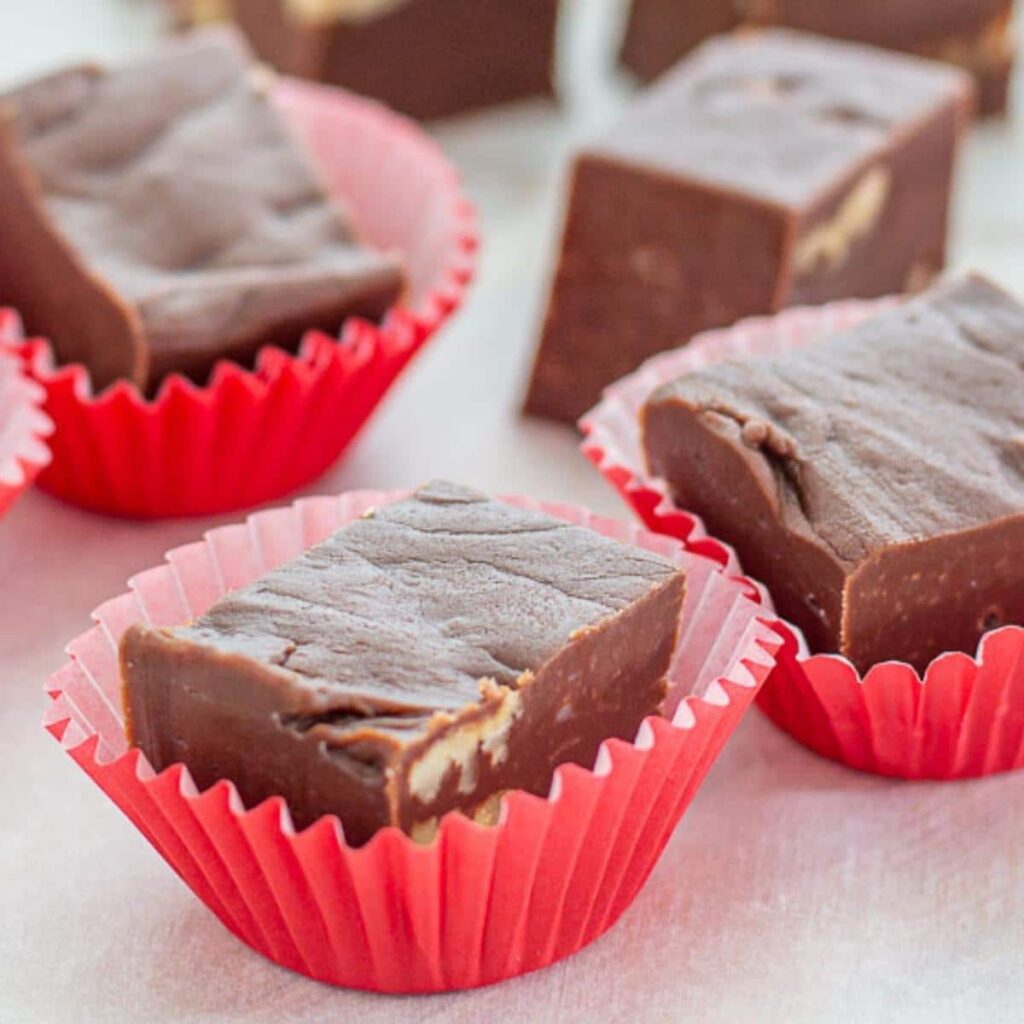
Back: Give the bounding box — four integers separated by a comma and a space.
121, 481, 686, 845
524, 29, 972, 424
175, 0, 560, 122
642, 275, 1024, 674
620, 0, 1014, 116
0, 29, 403, 394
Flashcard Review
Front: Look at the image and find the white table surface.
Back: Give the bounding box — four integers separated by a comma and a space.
2, 3, 1023, 1021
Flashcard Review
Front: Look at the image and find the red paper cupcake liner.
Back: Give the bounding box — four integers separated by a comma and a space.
580, 299, 1024, 781
1, 78, 476, 519
44, 490, 781, 993
0, 311, 52, 518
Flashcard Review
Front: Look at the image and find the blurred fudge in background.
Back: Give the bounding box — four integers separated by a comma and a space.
172, 0, 560, 120
620, 0, 1015, 116
525, 30, 973, 424
0, 29, 404, 393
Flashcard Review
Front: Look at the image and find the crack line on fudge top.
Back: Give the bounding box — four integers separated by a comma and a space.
172, 481, 682, 732
593, 29, 969, 210
203, 580, 553, 701
697, 402, 846, 563
279, 708, 438, 761
188, 540, 666, 700
19, 54, 358, 277
648, 276, 1024, 564
13, 47, 263, 215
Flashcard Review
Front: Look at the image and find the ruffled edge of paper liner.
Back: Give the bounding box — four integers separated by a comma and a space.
0, 77, 476, 518
580, 296, 1024, 780
0, 315, 53, 518
43, 489, 782, 992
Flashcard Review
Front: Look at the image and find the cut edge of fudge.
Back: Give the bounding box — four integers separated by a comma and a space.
121, 481, 687, 844
0, 64, 149, 391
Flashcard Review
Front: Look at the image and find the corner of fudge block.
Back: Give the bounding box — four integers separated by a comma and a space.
783, 73, 974, 306
120, 622, 395, 841
390, 564, 687, 837
642, 387, 849, 656
525, 152, 791, 424
0, 96, 148, 390
841, 515, 1024, 673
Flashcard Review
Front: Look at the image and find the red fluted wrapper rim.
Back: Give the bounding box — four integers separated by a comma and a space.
0, 313, 53, 518
44, 490, 781, 992
580, 298, 1024, 780
2, 78, 476, 518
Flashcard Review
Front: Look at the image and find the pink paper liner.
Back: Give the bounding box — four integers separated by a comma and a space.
1, 78, 476, 519
581, 298, 1024, 780
44, 490, 781, 992
0, 312, 52, 518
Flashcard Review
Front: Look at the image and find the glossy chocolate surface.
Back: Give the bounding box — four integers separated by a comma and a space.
643, 275, 1024, 672
525, 30, 971, 424
0, 29, 403, 393
121, 482, 686, 844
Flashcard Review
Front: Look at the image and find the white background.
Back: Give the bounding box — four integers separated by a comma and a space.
1, 2, 1023, 1021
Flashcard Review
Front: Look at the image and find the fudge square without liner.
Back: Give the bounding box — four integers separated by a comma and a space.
524, 29, 973, 424
175, 0, 560, 122
620, 0, 1015, 116
642, 275, 1024, 674
0, 28, 403, 394
121, 482, 687, 846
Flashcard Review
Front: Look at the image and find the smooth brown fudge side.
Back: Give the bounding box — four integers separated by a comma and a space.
620, 0, 1014, 116
619, 0, 744, 83
121, 481, 686, 846
175, 0, 559, 121
642, 275, 1024, 673
524, 29, 972, 425
0, 28, 403, 393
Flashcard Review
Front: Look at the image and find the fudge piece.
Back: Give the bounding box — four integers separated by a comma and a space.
525, 30, 972, 424
173, 0, 560, 121
0, 29, 403, 394
642, 275, 1024, 673
121, 481, 686, 845
621, 0, 1015, 116
620, 0, 743, 82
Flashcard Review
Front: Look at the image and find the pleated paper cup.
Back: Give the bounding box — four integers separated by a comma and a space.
581, 298, 1024, 781
44, 490, 782, 993
0, 311, 52, 518
3, 78, 476, 519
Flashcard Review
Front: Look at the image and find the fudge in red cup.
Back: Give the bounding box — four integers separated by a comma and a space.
45, 484, 781, 991
0, 29, 475, 517
582, 274, 1024, 779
